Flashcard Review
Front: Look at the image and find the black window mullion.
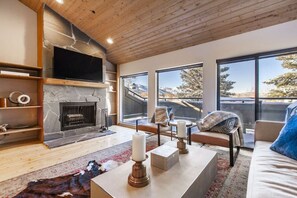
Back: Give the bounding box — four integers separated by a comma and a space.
255, 57, 260, 121
157, 72, 160, 106
217, 63, 221, 110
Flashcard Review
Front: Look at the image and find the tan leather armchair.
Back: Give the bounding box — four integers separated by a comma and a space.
191, 127, 240, 166
136, 107, 173, 146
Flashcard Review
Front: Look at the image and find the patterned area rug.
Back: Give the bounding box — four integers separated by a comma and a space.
0, 136, 251, 198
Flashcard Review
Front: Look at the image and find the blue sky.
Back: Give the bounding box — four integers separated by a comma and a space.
223, 57, 290, 94
129, 56, 290, 95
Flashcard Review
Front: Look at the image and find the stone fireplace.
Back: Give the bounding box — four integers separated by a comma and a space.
60, 102, 97, 131
41, 5, 113, 147
43, 85, 107, 145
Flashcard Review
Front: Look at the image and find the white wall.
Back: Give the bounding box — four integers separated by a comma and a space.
119, 20, 297, 119
0, 0, 37, 66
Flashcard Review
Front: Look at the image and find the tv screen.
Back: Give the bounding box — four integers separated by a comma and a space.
53, 47, 103, 82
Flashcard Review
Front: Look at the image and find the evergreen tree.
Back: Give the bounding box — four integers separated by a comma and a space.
177, 67, 203, 98
220, 67, 235, 97
176, 67, 235, 98
264, 54, 297, 97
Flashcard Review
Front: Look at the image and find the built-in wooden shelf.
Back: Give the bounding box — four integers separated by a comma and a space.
0, 126, 42, 135
106, 71, 117, 74
44, 78, 109, 88
106, 79, 117, 83
0, 62, 42, 70
0, 74, 42, 80
109, 113, 117, 116
0, 106, 42, 110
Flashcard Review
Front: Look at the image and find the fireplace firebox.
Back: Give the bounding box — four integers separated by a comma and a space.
60, 102, 96, 131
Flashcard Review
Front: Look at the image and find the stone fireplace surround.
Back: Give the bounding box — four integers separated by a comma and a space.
43, 85, 107, 145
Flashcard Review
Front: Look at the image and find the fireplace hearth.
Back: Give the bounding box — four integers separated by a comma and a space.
60, 102, 96, 131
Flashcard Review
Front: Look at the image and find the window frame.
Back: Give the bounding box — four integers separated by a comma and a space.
156, 63, 203, 104
217, 47, 297, 121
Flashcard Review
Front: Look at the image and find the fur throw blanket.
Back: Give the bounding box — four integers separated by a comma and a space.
197, 111, 244, 146
14, 160, 121, 198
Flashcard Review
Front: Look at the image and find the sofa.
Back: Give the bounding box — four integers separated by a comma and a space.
247, 120, 297, 198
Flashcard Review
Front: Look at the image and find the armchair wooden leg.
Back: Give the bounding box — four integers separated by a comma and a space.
228, 133, 240, 167
157, 123, 161, 146
229, 134, 234, 166
136, 119, 139, 132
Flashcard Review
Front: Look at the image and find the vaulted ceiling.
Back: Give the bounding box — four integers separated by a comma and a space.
20, 0, 297, 64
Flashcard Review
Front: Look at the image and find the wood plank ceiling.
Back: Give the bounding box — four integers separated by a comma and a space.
20, 0, 297, 64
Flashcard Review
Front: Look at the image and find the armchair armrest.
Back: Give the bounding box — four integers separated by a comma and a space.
254, 120, 284, 142
229, 127, 238, 134
136, 117, 152, 132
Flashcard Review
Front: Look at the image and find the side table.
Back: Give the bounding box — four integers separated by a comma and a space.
169, 119, 196, 145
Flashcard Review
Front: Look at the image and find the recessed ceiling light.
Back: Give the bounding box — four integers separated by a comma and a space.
56, 0, 64, 4
107, 38, 114, 44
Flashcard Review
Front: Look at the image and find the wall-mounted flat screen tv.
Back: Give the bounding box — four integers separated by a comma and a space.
53, 47, 103, 83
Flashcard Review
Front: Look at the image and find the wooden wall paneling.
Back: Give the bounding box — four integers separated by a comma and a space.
20, 0, 297, 64
108, 2, 297, 63
0, 131, 39, 147
0, 78, 38, 106
116, 64, 120, 125
107, 0, 276, 56
37, 5, 44, 142
91, 0, 172, 40
107, 0, 290, 59
0, 77, 40, 145
37, 79, 43, 142
107, 0, 230, 54
37, 4, 44, 69
105, 62, 117, 125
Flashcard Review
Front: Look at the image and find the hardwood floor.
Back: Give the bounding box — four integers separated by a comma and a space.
0, 125, 136, 182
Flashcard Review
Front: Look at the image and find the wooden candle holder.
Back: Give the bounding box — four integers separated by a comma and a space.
128, 155, 150, 188
177, 137, 189, 154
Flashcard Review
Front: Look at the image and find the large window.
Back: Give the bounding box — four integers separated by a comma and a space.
157, 64, 203, 121
120, 73, 148, 124
217, 48, 297, 131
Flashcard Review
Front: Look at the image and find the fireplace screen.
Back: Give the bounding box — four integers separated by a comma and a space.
60, 102, 96, 131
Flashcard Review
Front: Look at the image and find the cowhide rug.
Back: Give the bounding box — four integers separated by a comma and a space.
14, 160, 121, 198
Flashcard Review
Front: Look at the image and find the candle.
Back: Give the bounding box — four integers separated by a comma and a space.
132, 132, 146, 161
177, 121, 187, 138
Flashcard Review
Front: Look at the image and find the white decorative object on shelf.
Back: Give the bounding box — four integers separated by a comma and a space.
109, 85, 114, 91
0, 124, 8, 132
132, 132, 146, 161
17, 94, 31, 105
9, 91, 31, 105
0, 70, 29, 76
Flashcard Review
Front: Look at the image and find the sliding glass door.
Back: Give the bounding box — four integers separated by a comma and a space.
218, 48, 297, 132
120, 73, 148, 124
218, 60, 255, 132
259, 54, 297, 121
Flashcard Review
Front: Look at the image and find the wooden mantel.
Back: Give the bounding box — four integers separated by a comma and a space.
43, 78, 109, 88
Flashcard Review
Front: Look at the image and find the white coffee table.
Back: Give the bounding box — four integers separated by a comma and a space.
91, 141, 217, 198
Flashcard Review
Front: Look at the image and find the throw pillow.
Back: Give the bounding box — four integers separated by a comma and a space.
154, 106, 169, 126
209, 117, 238, 133
151, 107, 172, 123
270, 115, 297, 160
